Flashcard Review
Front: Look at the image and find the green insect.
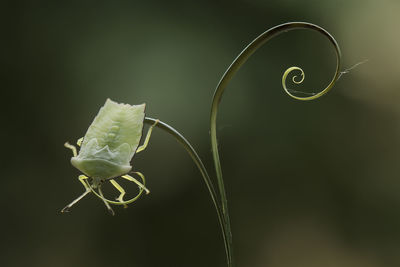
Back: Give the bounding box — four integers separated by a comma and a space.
62, 98, 158, 215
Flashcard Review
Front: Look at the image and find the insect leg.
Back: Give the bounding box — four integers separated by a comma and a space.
64, 142, 77, 157
77, 137, 83, 147
88, 179, 146, 206
110, 179, 129, 208
109, 179, 128, 208
136, 119, 159, 153
122, 173, 150, 194
61, 175, 91, 212
98, 184, 115, 216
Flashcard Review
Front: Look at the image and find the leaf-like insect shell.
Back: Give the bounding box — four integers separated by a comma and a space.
71, 99, 145, 181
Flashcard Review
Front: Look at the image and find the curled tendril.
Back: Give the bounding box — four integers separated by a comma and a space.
210, 22, 342, 267
285, 66, 305, 85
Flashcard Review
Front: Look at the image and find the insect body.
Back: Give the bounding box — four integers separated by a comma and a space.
62, 99, 158, 215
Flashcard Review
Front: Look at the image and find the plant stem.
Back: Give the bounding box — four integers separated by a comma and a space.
210, 22, 342, 267
143, 117, 230, 264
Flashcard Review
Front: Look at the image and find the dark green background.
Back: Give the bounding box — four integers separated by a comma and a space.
4, 0, 400, 266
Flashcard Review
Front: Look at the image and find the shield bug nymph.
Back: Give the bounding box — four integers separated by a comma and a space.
62, 98, 158, 215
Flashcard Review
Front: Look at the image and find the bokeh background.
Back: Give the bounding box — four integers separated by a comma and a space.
4, 0, 400, 266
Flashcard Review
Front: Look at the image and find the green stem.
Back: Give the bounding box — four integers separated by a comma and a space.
143, 117, 230, 264
210, 22, 342, 267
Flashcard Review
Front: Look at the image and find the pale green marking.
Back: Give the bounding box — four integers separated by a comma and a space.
110, 125, 120, 132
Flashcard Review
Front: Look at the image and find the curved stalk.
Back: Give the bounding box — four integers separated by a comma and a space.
143, 117, 230, 265
210, 22, 342, 267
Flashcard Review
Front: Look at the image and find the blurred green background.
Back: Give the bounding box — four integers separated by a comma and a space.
4, 0, 400, 266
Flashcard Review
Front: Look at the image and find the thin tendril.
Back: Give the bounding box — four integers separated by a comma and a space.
210, 22, 342, 267
143, 117, 230, 264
